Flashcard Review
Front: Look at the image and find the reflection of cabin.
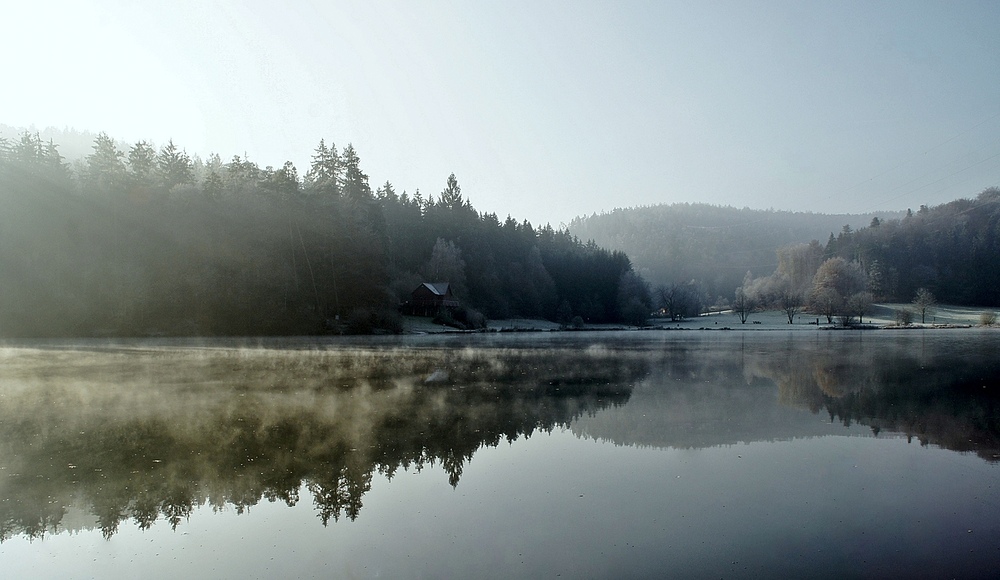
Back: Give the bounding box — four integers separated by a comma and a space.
406, 282, 460, 316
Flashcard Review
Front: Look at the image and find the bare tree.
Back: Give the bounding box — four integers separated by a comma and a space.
656, 282, 697, 321
913, 288, 935, 324
732, 287, 755, 324
656, 284, 679, 321
775, 285, 802, 324
847, 292, 874, 324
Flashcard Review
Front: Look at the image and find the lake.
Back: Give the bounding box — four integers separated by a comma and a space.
1, 330, 999, 578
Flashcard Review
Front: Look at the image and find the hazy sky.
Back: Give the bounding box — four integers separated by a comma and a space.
4, 0, 999, 225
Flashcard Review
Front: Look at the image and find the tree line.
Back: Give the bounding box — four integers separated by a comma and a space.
570, 189, 1000, 324
0, 131, 650, 336
734, 188, 1000, 324
569, 202, 890, 309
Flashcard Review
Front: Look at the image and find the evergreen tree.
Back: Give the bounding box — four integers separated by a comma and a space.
41, 138, 71, 186
202, 153, 224, 199
439, 173, 463, 210
127, 141, 158, 189
339, 144, 371, 202
85, 132, 126, 193
4, 132, 72, 187
376, 181, 397, 203
157, 139, 193, 190
224, 155, 260, 195
304, 139, 340, 198
12, 131, 42, 165
262, 161, 299, 198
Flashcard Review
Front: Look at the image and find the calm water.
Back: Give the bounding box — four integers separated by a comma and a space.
1, 331, 999, 578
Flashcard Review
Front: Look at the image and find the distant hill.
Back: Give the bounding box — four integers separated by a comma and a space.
569, 203, 903, 302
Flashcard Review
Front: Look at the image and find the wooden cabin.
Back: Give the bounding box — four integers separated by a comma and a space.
407, 282, 460, 316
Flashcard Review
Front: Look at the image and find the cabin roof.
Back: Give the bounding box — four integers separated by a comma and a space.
419, 282, 451, 296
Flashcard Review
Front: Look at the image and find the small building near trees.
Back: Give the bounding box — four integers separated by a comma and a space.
405, 282, 459, 316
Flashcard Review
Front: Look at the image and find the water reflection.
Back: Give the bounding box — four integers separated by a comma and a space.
2, 332, 999, 541
574, 333, 1000, 461
0, 343, 641, 540
752, 333, 1000, 461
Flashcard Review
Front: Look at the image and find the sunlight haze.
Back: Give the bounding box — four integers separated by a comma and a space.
3, 0, 998, 225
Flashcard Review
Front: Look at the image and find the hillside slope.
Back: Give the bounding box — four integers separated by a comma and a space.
570, 203, 900, 301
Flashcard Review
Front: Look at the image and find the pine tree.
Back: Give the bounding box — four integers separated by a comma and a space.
340, 144, 371, 202
41, 138, 71, 185
263, 161, 299, 198
224, 154, 260, 195
376, 180, 397, 203
85, 132, 126, 194
157, 139, 193, 190
13, 131, 42, 165
127, 141, 157, 189
304, 139, 340, 197
439, 173, 463, 209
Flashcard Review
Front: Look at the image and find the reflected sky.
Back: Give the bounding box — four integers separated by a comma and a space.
1, 331, 999, 577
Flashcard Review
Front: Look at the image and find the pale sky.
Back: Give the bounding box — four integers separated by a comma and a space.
3, 0, 999, 225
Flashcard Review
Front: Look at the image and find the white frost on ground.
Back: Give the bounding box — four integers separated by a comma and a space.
402, 315, 560, 333
669, 303, 994, 329
402, 304, 998, 333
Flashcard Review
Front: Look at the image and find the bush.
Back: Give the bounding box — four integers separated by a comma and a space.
433, 306, 487, 330
345, 308, 404, 334
980, 311, 997, 326
894, 308, 913, 325
459, 306, 488, 330
620, 297, 651, 327
345, 308, 374, 334
432, 309, 459, 328
373, 309, 404, 334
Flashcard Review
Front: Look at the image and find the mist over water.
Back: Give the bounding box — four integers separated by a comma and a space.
1, 332, 999, 577
0, 337, 642, 539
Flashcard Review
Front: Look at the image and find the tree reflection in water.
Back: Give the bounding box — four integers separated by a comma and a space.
573, 333, 1000, 459
0, 343, 641, 540
2, 333, 999, 541
748, 334, 1000, 460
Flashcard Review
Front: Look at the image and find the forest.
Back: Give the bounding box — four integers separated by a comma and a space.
0, 131, 650, 337
730, 189, 1000, 325
569, 203, 896, 305
824, 193, 1000, 307
4, 128, 997, 336
572, 193, 1000, 323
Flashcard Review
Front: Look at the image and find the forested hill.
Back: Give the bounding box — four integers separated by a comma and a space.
569, 204, 899, 304
0, 131, 651, 337
826, 189, 1000, 306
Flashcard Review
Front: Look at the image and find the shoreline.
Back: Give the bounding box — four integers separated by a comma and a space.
405, 304, 995, 334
